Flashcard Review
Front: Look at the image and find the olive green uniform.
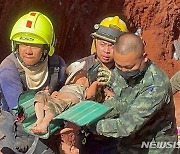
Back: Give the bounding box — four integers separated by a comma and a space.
90, 61, 177, 154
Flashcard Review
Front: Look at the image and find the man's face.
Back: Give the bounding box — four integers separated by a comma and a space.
95, 39, 114, 64
18, 43, 44, 66
114, 50, 146, 73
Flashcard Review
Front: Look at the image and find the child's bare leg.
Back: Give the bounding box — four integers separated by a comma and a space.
30, 102, 45, 131
30, 90, 48, 131
31, 109, 55, 134
35, 102, 45, 125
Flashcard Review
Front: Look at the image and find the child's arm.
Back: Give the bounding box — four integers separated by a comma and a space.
86, 81, 100, 99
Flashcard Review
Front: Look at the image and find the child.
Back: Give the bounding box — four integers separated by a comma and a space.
30, 61, 113, 134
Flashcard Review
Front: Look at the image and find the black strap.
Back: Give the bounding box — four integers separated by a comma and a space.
48, 55, 61, 93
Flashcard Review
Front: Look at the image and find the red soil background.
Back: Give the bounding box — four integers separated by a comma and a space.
0, 0, 179, 123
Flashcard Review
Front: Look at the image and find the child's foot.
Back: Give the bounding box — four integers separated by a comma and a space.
29, 124, 38, 132
31, 125, 48, 134
29, 119, 43, 131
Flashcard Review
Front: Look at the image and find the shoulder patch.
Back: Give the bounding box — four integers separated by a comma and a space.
148, 85, 154, 93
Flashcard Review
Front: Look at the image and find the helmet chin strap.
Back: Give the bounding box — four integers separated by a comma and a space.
37, 48, 49, 65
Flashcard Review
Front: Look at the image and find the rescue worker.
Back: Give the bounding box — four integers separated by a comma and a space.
0, 11, 66, 153
59, 16, 128, 153
85, 33, 178, 153
170, 36, 180, 94
78, 15, 128, 70
170, 71, 180, 94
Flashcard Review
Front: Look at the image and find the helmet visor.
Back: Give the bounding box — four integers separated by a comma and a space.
11, 32, 47, 45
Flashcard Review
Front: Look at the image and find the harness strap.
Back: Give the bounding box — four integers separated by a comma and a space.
48, 55, 60, 93
19, 69, 27, 90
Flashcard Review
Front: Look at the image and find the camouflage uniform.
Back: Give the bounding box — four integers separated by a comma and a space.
170, 71, 180, 94
90, 60, 177, 154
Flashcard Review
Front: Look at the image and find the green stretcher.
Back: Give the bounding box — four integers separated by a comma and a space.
15, 90, 113, 139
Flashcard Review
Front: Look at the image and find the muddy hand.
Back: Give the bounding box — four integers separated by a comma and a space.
60, 121, 80, 134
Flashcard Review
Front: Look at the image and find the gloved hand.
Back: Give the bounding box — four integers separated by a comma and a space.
97, 67, 112, 84
15, 136, 29, 153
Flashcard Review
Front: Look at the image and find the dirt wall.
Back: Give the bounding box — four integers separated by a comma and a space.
123, 0, 180, 77
0, 0, 179, 76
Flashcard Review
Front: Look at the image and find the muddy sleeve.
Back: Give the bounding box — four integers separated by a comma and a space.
90, 86, 170, 138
